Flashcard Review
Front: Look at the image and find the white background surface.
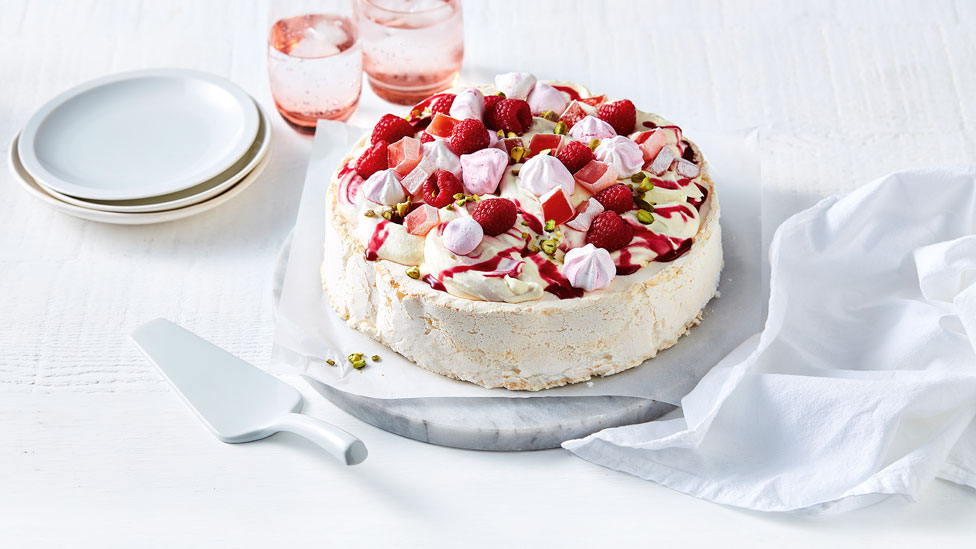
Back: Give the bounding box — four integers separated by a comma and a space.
2, 1, 975, 546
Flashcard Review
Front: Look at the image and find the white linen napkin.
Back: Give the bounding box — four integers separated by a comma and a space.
563, 166, 976, 513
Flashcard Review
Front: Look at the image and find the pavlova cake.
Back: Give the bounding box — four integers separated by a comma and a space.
322, 72, 722, 391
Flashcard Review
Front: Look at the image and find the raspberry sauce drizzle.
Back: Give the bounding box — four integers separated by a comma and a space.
552, 85, 581, 101
527, 254, 584, 299
615, 221, 692, 275
364, 220, 391, 261
424, 245, 525, 292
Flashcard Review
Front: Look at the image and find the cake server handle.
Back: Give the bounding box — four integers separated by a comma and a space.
269, 413, 368, 466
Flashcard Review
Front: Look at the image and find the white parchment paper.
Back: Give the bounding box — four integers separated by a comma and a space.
272, 121, 761, 404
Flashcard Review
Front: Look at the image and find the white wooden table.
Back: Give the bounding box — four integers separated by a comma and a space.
2, 1, 975, 546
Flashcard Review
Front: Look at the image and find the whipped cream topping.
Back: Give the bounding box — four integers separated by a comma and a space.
494, 72, 536, 100
562, 244, 616, 291
518, 154, 575, 197
362, 169, 406, 205
336, 73, 710, 303
449, 88, 485, 121
569, 115, 617, 142
595, 136, 643, 178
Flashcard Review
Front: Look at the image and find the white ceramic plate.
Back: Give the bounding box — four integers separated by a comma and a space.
18, 69, 259, 201
35, 100, 271, 213
9, 132, 272, 225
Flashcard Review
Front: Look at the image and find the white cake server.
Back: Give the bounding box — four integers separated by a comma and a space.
130, 318, 367, 465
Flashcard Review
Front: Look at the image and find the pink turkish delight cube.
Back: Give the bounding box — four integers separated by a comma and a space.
404, 204, 440, 236
573, 160, 618, 194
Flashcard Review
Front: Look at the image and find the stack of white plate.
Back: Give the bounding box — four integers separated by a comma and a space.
9, 69, 272, 225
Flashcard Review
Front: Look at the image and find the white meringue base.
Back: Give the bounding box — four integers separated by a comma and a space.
322, 138, 723, 391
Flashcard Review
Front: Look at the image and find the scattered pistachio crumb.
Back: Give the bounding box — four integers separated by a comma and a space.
405, 265, 421, 279
528, 242, 541, 253
541, 110, 559, 122
381, 209, 393, 220
630, 173, 645, 183
445, 203, 455, 210
588, 138, 601, 150
506, 131, 518, 139
541, 239, 558, 255
363, 210, 376, 217
637, 209, 655, 224
497, 129, 506, 139
544, 219, 556, 232
495, 91, 506, 97
371, 355, 381, 362
553, 121, 567, 135
348, 352, 367, 369
455, 198, 467, 207
511, 168, 520, 176
638, 175, 654, 192
521, 232, 530, 239
521, 220, 529, 226
539, 148, 552, 156
396, 201, 411, 217
635, 198, 654, 212
510, 146, 526, 163
326, 359, 336, 366
453, 193, 466, 200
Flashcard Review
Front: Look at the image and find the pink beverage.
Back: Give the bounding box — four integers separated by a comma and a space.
268, 14, 362, 132
359, 0, 464, 105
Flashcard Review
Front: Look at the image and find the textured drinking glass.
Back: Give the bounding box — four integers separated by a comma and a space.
358, 0, 464, 105
268, 0, 362, 133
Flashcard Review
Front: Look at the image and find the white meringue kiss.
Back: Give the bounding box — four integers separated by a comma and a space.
422, 140, 463, 178
442, 217, 484, 256
362, 169, 406, 205
494, 72, 537, 100
449, 88, 485, 121
517, 154, 576, 197
460, 148, 508, 195
569, 115, 617, 142
595, 136, 644, 177
561, 243, 616, 291
527, 82, 568, 115
566, 198, 605, 231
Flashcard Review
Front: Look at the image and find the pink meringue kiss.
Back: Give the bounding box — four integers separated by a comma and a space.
561, 243, 616, 291
460, 148, 508, 195
494, 72, 537, 101
517, 154, 575, 197
422, 139, 463, 179
527, 82, 568, 115
442, 217, 484, 256
569, 115, 617, 143
595, 136, 643, 177
566, 198, 605, 231
363, 169, 407, 205
449, 88, 485, 121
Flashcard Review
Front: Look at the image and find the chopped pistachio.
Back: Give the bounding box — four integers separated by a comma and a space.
363, 210, 376, 217
495, 91, 506, 98
637, 209, 655, 224
544, 219, 556, 232
588, 138, 601, 150
521, 220, 529, 226
527, 242, 541, 253
511, 168, 520, 176
348, 352, 366, 369
635, 198, 654, 212
352, 359, 367, 370
472, 194, 482, 201
405, 265, 421, 279
396, 201, 411, 217
445, 203, 455, 211
638, 175, 654, 192
371, 355, 381, 362
506, 131, 518, 139
380, 209, 393, 220
455, 198, 467, 207
453, 193, 466, 200
538, 148, 552, 156
630, 172, 645, 183
553, 121, 568, 135
510, 146, 527, 163
326, 359, 336, 366
540, 238, 558, 255
540, 110, 560, 122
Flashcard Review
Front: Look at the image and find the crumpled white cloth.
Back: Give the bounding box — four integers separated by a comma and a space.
563, 166, 976, 513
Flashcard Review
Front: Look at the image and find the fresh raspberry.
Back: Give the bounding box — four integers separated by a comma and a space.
371, 114, 414, 145
472, 198, 518, 236
420, 132, 436, 144
586, 211, 634, 251
448, 118, 490, 155
354, 141, 389, 178
422, 170, 463, 208
597, 99, 637, 135
488, 98, 532, 134
555, 140, 595, 174
429, 93, 456, 116
483, 94, 504, 125
594, 184, 634, 214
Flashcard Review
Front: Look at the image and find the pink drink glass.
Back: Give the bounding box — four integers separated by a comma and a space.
268, 1, 362, 133
358, 0, 464, 105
